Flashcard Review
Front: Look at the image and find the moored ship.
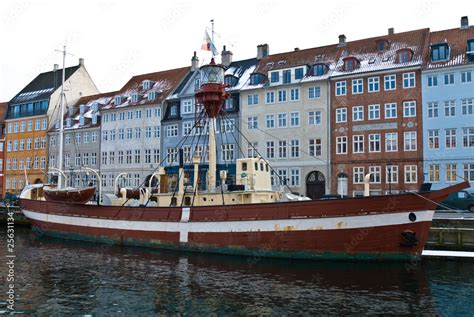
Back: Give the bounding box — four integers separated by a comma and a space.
19, 58, 469, 261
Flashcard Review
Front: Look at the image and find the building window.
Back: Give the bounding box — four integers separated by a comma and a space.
353, 135, 364, 153
266, 141, 275, 159
266, 91, 275, 104
336, 108, 347, 123
386, 165, 399, 184
368, 77, 379, 92
445, 129, 456, 148
135, 127, 141, 139
462, 127, 474, 147
344, 58, 358, 71
427, 102, 439, 118
463, 163, 474, 182
274, 113, 286, 129
247, 142, 258, 158
134, 149, 141, 164
427, 75, 438, 87
182, 100, 193, 114
295, 68, 304, 80
404, 131, 417, 151
290, 88, 300, 101
461, 71, 472, 83
336, 136, 347, 154
277, 169, 288, 186
428, 129, 440, 149
352, 79, 363, 94
352, 106, 364, 121
368, 104, 380, 120
431, 44, 449, 61
444, 73, 455, 85
278, 90, 287, 102
282, 70, 291, 84
308, 111, 321, 125
270, 71, 279, 83
220, 118, 235, 133
353, 167, 365, 184
446, 163, 457, 182
166, 148, 177, 164
309, 138, 322, 157
313, 64, 327, 76
369, 134, 381, 152
428, 164, 440, 182
384, 74, 396, 91
248, 94, 259, 105
290, 139, 300, 158
369, 166, 381, 183
462, 98, 473, 115
167, 124, 178, 137
247, 116, 258, 130
403, 72, 415, 88
308, 86, 321, 99
154, 126, 160, 138
266, 114, 275, 128
403, 101, 416, 117
384, 103, 397, 119
127, 128, 134, 140
290, 112, 300, 127
385, 132, 398, 152
404, 165, 418, 184
444, 100, 456, 117
398, 50, 412, 63
290, 168, 300, 187
335, 81, 346, 96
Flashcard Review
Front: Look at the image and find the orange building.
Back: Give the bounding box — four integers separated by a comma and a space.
3, 59, 98, 195
0, 102, 7, 198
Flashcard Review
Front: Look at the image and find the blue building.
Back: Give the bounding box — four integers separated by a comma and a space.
422, 17, 474, 191
161, 49, 257, 190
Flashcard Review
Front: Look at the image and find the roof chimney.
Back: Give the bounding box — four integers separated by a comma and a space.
221, 45, 233, 67
191, 51, 199, 71
388, 27, 394, 35
338, 34, 346, 47
294, 47, 300, 51
257, 44, 269, 60
53, 64, 59, 71
461, 16, 469, 29
78, 58, 84, 66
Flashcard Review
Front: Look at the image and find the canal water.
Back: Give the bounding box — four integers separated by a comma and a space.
1, 227, 474, 316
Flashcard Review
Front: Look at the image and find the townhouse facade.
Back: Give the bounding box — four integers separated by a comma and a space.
99, 66, 190, 195
161, 49, 256, 191
240, 44, 340, 198
422, 17, 474, 191
0, 103, 7, 198
330, 29, 429, 197
48, 92, 115, 191
3, 59, 98, 195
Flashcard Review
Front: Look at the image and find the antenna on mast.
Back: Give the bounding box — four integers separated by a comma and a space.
210, 19, 214, 44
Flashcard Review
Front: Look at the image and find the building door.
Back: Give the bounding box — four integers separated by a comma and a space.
306, 171, 325, 199
337, 173, 348, 196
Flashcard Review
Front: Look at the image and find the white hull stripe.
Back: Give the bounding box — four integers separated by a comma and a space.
22, 209, 434, 233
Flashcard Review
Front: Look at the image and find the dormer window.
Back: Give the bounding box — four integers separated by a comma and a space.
115, 96, 122, 105
92, 113, 98, 125
250, 73, 265, 85
92, 102, 99, 113
148, 91, 157, 101
343, 57, 359, 71
396, 49, 413, 63
55, 120, 59, 129
224, 75, 238, 87
66, 118, 72, 128
194, 78, 201, 91
170, 104, 178, 117
431, 43, 449, 62
376, 39, 389, 51
79, 104, 85, 114
131, 93, 139, 103
142, 80, 153, 90
282, 70, 291, 84
468, 39, 474, 62
295, 67, 305, 80
79, 115, 85, 126
313, 64, 328, 76
270, 71, 279, 83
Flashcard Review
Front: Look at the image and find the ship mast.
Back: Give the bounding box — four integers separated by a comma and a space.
195, 58, 227, 192
57, 45, 67, 189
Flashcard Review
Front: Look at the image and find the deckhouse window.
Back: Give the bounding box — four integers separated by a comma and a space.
431, 44, 449, 62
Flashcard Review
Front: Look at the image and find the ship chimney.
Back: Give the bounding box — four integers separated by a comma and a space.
461, 16, 469, 29
388, 27, 394, 35
53, 64, 59, 71
191, 51, 199, 71
338, 34, 346, 47
221, 45, 233, 67
78, 58, 84, 66
257, 44, 269, 60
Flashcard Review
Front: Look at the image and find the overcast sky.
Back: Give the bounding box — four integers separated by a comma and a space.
1, 0, 472, 101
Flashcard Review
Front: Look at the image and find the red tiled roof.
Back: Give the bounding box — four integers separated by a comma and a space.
103, 66, 191, 110
425, 26, 474, 69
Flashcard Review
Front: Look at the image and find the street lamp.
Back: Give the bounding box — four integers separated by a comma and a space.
387, 162, 392, 194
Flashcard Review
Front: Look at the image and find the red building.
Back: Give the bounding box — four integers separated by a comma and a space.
0, 102, 7, 198
330, 29, 429, 196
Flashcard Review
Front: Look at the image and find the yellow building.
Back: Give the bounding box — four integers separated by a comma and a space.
3, 59, 98, 195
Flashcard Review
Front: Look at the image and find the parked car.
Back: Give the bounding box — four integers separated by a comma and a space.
437, 190, 474, 212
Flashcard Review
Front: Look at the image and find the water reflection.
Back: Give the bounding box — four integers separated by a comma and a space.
1, 227, 473, 315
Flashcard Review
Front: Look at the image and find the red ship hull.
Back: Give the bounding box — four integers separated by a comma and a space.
19, 181, 468, 260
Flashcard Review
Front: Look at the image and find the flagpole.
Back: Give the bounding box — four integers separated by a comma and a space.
210, 19, 214, 56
